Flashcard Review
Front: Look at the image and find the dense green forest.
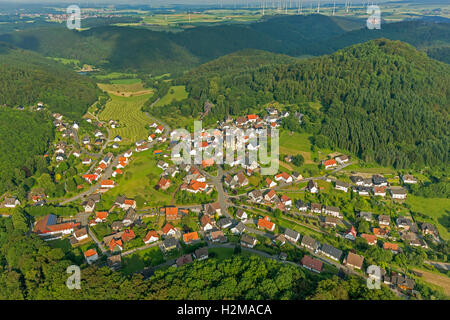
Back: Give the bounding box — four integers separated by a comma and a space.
0, 15, 447, 75
160, 39, 449, 169
0, 215, 397, 300
0, 43, 99, 119
0, 109, 54, 196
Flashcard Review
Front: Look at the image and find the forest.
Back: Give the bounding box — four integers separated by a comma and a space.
0, 43, 100, 119
162, 39, 449, 169
0, 108, 54, 196
0, 15, 448, 74
0, 215, 397, 300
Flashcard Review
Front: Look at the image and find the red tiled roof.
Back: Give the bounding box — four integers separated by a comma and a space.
258, 216, 275, 231
183, 232, 199, 243
121, 229, 136, 242
96, 211, 108, 220
144, 230, 158, 242
84, 249, 97, 258
384, 242, 399, 251
162, 223, 175, 235
323, 159, 337, 166
101, 180, 114, 186
301, 255, 323, 272
362, 234, 377, 244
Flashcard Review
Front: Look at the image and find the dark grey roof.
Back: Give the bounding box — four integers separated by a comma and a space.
284, 228, 300, 240
241, 234, 257, 245
295, 199, 307, 209
217, 217, 233, 228
233, 222, 246, 233
301, 235, 320, 250
162, 237, 178, 248
350, 176, 364, 183
335, 180, 350, 188
320, 243, 342, 260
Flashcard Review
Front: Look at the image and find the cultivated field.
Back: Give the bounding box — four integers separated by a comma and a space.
97, 81, 153, 97
98, 93, 152, 144
412, 268, 450, 297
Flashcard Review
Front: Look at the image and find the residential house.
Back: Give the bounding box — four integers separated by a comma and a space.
209, 230, 227, 243
284, 228, 300, 243
354, 186, 370, 196
121, 229, 136, 243
95, 211, 108, 223
162, 223, 177, 237
344, 252, 364, 270
323, 206, 342, 219
384, 242, 399, 254
291, 171, 303, 181
248, 190, 263, 203
361, 234, 377, 245
122, 208, 138, 227
401, 175, 417, 184
373, 186, 386, 197
217, 217, 233, 229
257, 216, 275, 232
183, 231, 199, 244
359, 211, 373, 222
115, 195, 136, 210
3, 197, 20, 208
389, 188, 407, 200
280, 195, 292, 207
194, 247, 209, 261
235, 208, 248, 221
241, 234, 257, 248
231, 222, 246, 235
295, 200, 308, 212
275, 172, 292, 184
324, 216, 339, 228
200, 215, 214, 231
421, 223, 439, 238
204, 202, 221, 217
391, 273, 415, 292
301, 235, 320, 253
107, 255, 122, 271
378, 215, 390, 227
372, 175, 387, 186
264, 189, 277, 203
319, 243, 343, 261
323, 159, 337, 169
335, 155, 349, 165
143, 230, 159, 244
73, 227, 89, 242
265, 178, 277, 188
84, 249, 99, 265
301, 256, 323, 273
350, 176, 364, 185
335, 181, 350, 192
310, 203, 322, 214
307, 180, 318, 193
100, 180, 116, 189
84, 199, 96, 213
344, 226, 357, 241
161, 237, 178, 252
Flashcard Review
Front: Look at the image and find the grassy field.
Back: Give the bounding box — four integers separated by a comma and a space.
97, 82, 153, 97
94, 72, 137, 80
279, 131, 314, 164
155, 85, 189, 107
98, 93, 152, 144
412, 268, 450, 297
122, 246, 165, 275
101, 149, 172, 208
406, 195, 450, 240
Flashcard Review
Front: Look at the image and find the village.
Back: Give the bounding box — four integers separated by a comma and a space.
1, 104, 444, 299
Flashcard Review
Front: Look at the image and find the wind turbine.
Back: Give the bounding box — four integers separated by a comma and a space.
332, 0, 336, 15
317, 0, 320, 13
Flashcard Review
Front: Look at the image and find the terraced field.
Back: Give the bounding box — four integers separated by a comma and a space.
98, 93, 152, 144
